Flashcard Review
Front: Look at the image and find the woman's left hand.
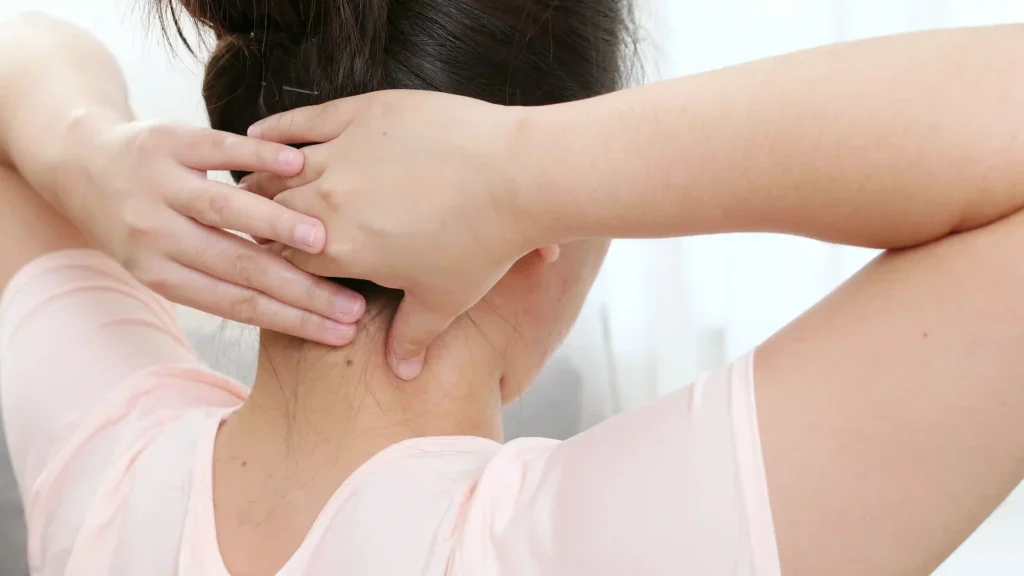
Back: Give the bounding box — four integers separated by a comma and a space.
48, 113, 367, 345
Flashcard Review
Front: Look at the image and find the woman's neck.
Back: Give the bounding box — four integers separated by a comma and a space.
223, 327, 503, 474
212, 326, 504, 574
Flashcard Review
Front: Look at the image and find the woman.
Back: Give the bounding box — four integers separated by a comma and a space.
1, 4, 1022, 576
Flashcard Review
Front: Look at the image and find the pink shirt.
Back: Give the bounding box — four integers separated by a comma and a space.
0, 250, 781, 575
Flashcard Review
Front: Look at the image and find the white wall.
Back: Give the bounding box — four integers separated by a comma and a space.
0, 1, 1021, 574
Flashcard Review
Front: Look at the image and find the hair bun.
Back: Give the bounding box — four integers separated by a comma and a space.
154, 0, 633, 186
179, 0, 308, 39
173, 0, 388, 181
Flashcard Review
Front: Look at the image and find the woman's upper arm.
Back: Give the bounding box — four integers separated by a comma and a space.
460, 357, 779, 576
0, 165, 88, 288
0, 166, 204, 494
756, 210, 1024, 575
467, 209, 1024, 576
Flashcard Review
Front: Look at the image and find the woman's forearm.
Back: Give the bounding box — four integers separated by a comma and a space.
525, 25, 1024, 249
0, 13, 133, 207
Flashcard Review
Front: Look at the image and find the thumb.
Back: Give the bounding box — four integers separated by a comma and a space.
387, 296, 458, 381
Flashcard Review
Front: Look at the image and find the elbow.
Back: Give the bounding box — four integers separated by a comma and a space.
1, 11, 68, 31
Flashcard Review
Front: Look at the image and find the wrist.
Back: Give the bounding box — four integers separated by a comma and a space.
47, 109, 124, 211
503, 104, 583, 250
2, 100, 115, 200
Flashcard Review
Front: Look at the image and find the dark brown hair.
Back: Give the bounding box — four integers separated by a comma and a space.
154, 0, 636, 152
153, 0, 635, 301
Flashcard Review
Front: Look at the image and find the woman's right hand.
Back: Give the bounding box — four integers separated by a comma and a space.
242, 91, 563, 379
52, 112, 366, 345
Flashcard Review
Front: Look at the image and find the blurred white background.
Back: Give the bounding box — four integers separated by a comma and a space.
0, 0, 1022, 575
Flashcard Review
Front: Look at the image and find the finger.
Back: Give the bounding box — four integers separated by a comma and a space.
268, 188, 362, 278
538, 245, 561, 263
248, 95, 369, 143
278, 244, 355, 279
176, 127, 305, 177
174, 180, 327, 253
387, 296, 458, 381
170, 222, 365, 324
239, 169, 318, 200
273, 182, 323, 214
157, 261, 358, 346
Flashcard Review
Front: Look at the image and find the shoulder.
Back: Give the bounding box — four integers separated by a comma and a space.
28, 404, 229, 574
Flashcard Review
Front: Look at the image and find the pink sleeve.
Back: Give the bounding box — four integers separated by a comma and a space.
0, 250, 207, 497
458, 354, 781, 576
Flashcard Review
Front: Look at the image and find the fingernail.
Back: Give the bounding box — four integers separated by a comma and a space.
336, 295, 364, 322
279, 148, 303, 170
395, 354, 425, 381
325, 321, 356, 345
247, 123, 263, 138
294, 224, 319, 249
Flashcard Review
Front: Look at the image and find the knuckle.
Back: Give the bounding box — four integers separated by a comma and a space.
209, 130, 248, 162
130, 123, 162, 154
314, 189, 336, 214
315, 184, 334, 205
258, 145, 279, 169
205, 130, 233, 153
274, 217, 299, 244
306, 277, 338, 309
303, 279, 324, 303
264, 112, 290, 133
391, 338, 424, 358
142, 121, 180, 147
142, 269, 174, 295
315, 182, 345, 212
228, 293, 261, 324
295, 309, 322, 334
231, 251, 263, 287
196, 191, 232, 226
121, 201, 159, 242
391, 331, 418, 351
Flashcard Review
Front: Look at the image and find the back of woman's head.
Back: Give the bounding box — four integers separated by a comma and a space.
156, 0, 635, 154
153, 0, 633, 313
